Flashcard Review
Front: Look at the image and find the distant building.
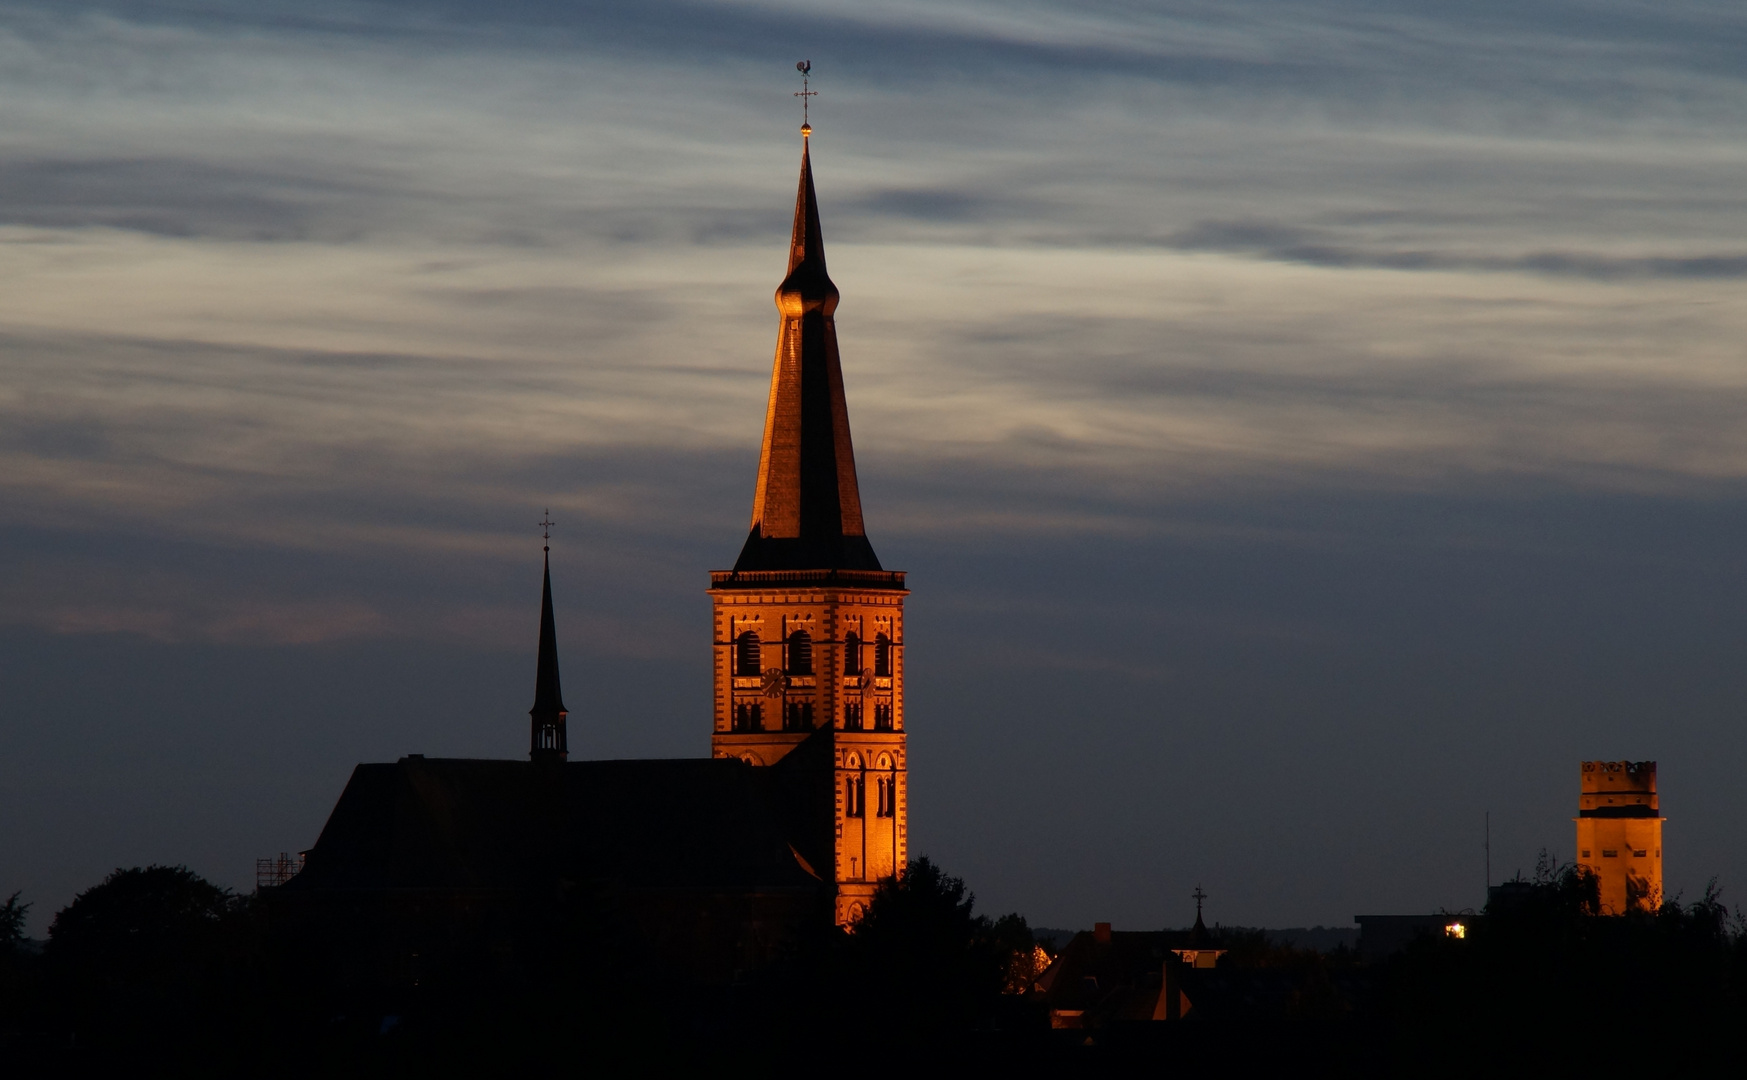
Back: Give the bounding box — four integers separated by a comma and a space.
276, 126, 908, 978
1575, 760, 1663, 914
1034, 923, 1222, 1028
1352, 913, 1472, 961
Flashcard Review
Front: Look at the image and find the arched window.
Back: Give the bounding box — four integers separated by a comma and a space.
846, 775, 865, 818
843, 632, 861, 676
874, 633, 892, 677
735, 631, 761, 676
786, 630, 813, 675
873, 704, 892, 731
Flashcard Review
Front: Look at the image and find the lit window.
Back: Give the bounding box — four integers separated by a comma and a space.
735, 631, 761, 676
1444, 922, 1466, 939
874, 633, 892, 677
787, 630, 813, 676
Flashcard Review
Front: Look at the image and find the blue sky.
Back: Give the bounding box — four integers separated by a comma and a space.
2, 0, 1746, 932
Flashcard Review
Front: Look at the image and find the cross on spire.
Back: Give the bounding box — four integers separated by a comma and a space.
1192, 885, 1207, 915
539, 509, 555, 552
795, 60, 816, 137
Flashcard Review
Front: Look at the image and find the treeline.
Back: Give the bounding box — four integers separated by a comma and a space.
2, 857, 1744, 1075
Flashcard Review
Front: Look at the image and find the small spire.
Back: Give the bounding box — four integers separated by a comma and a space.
529, 515, 568, 762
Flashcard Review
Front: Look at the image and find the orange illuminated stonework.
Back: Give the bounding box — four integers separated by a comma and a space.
1575, 760, 1664, 914
709, 133, 908, 926
709, 570, 907, 924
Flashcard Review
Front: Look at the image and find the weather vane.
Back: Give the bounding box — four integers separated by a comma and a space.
539, 508, 555, 552
795, 60, 815, 138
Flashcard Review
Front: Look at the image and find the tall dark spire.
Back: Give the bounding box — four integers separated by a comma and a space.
530, 520, 568, 762
734, 136, 881, 572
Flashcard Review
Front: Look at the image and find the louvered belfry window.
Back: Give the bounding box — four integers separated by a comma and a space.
735, 631, 761, 676
787, 630, 813, 676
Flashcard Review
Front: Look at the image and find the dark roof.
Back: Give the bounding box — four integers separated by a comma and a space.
733, 139, 881, 573
285, 756, 823, 894
1036, 930, 1203, 1011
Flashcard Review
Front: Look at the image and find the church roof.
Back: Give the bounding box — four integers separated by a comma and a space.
285, 756, 824, 894
734, 139, 882, 572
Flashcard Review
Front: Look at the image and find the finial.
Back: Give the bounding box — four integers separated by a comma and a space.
1192, 885, 1207, 917
795, 60, 815, 138
539, 508, 555, 552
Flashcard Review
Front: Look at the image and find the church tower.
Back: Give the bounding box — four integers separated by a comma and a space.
710, 128, 908, 925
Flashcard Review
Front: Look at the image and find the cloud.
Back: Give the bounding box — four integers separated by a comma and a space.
1165, 218, 1747, 280
6, 1, 1747, 935
0, 157, 396, 241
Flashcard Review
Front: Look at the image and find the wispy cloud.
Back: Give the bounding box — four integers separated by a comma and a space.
1165, 219, 1747, 280
7, 1, 1747, 932
1, 0, 1745, 637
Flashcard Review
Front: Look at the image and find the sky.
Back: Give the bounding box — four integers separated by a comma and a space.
3, 0, 1746, 935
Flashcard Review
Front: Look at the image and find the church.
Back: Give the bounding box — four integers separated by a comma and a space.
277, 125, 908, 977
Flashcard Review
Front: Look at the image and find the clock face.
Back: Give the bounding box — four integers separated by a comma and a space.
762, 667, 787, 696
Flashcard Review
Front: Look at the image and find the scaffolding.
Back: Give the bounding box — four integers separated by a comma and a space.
255, 851, 303, 890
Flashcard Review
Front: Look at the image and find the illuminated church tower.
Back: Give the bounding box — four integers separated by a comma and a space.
709, 126, 908, 925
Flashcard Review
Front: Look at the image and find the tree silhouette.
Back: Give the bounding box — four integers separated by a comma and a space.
0, 892, 29, 954
840, 857, 1034, 1041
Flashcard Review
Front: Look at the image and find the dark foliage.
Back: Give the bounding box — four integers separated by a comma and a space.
1385, 852, 1747, 1074
0, 892, 29, 953
46, 865, 239, 968
833, 857, 1036, 1041
21, 866, 261, 1067
1, 854, 1742, 1075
